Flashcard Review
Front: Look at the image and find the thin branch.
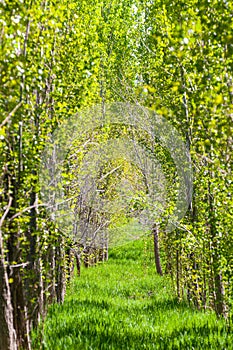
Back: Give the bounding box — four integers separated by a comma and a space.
9, 262, 29, 268
9, 196, 83, 221
98, 164, 122, 182
9, 202, 46, 221
0, 196, 13, 228
0, 101, 23, 128
90, 219, 111, 243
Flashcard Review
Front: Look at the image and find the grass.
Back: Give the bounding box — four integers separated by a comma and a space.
32, 239, 232, 349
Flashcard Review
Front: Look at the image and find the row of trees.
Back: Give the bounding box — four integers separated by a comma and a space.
142, 0, 233, 317
0, 0, 232, 348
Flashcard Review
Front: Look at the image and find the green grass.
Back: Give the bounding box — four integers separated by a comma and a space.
32, 239, 232, 349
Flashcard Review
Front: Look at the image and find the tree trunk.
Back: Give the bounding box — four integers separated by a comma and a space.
56, 236, 66, 303
176, 248, 180, 299
0, 231, 17, 350
48, 244, 56, 303
152, 224, 163, 276
214, 271, 227, 317
208, 170, 227, 317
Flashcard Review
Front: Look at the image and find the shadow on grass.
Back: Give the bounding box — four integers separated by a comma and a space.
41, 297, 232, 350
49, 295, 194, 316
43, 312, 232, 350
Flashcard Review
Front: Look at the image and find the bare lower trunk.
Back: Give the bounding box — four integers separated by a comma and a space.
38, 257, 44, 322
176, 249, 180, 299
10, 267, 29, 349
76, 251, 81, 277
56, 236, 66, 303
152, 225, 163, 276
214, 269, 227, 317
0, 229, 17, 350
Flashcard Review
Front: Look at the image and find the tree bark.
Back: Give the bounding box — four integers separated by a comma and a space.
208, 168, 227, 317
214, 271, 227, 317
0, 197, 17, 350
56, 236, 66, 303
0, 235, 17, 350
152, 224, 163, 276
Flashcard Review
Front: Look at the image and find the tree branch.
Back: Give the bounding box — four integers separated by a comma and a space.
0, 197, 13, 228
0, 101, 23, 129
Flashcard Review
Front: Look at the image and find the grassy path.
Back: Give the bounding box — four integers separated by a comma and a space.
33, 240, 232, 349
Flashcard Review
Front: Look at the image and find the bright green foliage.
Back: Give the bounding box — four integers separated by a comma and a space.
123, 0, 233, 318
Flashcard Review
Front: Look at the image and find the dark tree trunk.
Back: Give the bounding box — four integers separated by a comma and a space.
76, 251, 81, 276
55, 236, 66, 303
214, 271, 226, 317
176, 248, 180, 299
208, 172, 227, 317
152, 224, 163, 276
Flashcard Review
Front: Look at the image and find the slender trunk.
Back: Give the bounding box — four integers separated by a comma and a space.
38, 256, 44, 321
48, 244, 56, 303
0, 231, 17, 350
6, 173, 30, 349
76, 251, 81, 277
176, 248, 180, 299
0, 197, 17, 350
152, 224, 163, 276
56, 236, 66, 303
214, 271, 227, 317
208, 169, 227, 317
26, 185, 38, 330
